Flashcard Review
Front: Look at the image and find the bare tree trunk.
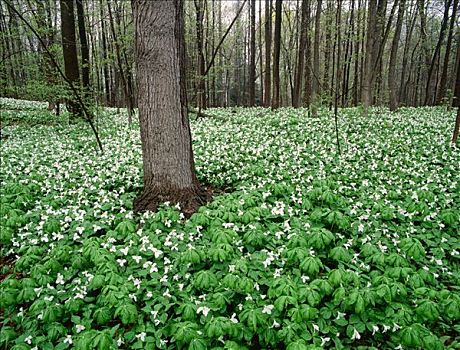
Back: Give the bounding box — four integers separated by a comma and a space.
437, 0, 459, 105
293, 0, 309, 107
264, 0, 272, 106
107, 0, 134, 122
452, 41, 460, 143
132, 0, 207, 214
312, 0, 322, 101
249, 0, 256, 106
417, 0, 431, 104
424, 0, 453, 105
271, 0, 282, 109
389, 0, 405, 111
60, 0, 82, 118
302, 1, 312, 107
195, 0, 207, 111
399, 4, 416, 105
75, 0, 90, 98
99, 0, 110, 105
342, 0, 354, 107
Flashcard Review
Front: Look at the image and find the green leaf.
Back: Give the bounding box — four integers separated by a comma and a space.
115, 303, 138, 325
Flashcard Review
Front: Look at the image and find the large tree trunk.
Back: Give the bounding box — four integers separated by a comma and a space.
388, 0, 405, 111
271, 0, 282, 109
263, 0, 272, 107
132, 0, 206, 214
292, 0, 309, 107
60, 0, 82, 117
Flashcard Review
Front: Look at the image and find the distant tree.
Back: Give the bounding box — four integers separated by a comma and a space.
132, 0, 206, 213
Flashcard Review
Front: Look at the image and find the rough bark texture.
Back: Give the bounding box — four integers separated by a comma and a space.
132, 0, 208, 214
389, 0, 405, 111
60, 0, 82, 117
264, 0, 272, 107
271, 0, 282, 109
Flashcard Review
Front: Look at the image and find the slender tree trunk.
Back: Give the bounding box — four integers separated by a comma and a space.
271, 0, 282, 109
424, 0, 453, 105
438, 0, 459, 105
195, 0, 207, 111
452, 42, 460, 143
293, 0, 309, 107
389, 0, 405, 111
399, 4, 416, 105
302, 1, 312, 107
417, 0, 431, 104
99, 0, 110, 105
323, 1, 333, 96
264, 0, 272, 106
60, 0, 82, 118
249, 0, 256, 106
107, 0, 134, 122
75, 0, 90, 98
342, 0, 354, 107
259, 0, 263, 104
132, 0, 207, 214
312, 0, 322, 101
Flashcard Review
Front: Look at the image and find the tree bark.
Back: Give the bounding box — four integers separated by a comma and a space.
389, 0, 405, 111
438, 0, 459, 105
264, 0, 272, 106
312, 0, 322, 100
249, 0, 256, 106
293, 0, 309, 107
75, 0, 90, 98
424, 0, 453, 105
60, 0, 82, 117
271, 0, 282, 109
452, 39, 460, 143
107, 0, 134, 122
194, 0, 207, 110
132, 0, 206, 214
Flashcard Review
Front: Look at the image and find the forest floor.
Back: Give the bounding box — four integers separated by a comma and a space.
0, 98, 459, 350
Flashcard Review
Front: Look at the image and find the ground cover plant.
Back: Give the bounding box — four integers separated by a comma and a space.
0, 98, 459, 350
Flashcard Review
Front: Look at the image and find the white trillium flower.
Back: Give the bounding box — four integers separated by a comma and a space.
262, 304, 274, 315
351, 328, 361, 340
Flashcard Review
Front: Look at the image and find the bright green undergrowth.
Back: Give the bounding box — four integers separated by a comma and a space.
1, 98, 459, 350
